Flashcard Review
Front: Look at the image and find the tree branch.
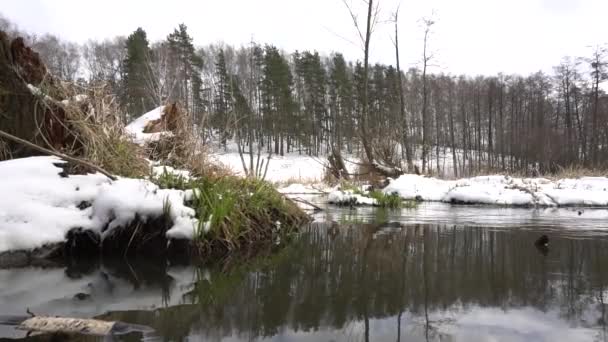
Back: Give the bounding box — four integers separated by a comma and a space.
0, 128, 117, 181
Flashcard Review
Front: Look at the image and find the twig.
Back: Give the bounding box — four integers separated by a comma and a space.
310, 185, 330, 194
0, 128, 117, 181
291, 197, 323, 212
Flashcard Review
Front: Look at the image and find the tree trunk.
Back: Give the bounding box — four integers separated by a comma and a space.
393, 10, 413, 171
360, 0, 374, 164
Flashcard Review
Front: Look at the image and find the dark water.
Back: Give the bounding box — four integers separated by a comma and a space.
2, 203, 608, 341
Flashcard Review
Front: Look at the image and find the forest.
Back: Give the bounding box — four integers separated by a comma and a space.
2, 4, 608, 341
1, 11, 607, 178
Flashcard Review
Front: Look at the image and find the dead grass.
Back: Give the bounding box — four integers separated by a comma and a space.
276, 176, 325, 187
525, 165, 608, 180
139, 104, 233, 180
28, 80, 149, 178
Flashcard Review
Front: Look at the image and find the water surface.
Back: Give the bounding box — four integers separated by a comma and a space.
2, 203, 608, 341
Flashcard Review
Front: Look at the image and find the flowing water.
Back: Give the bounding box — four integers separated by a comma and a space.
2, 202, 608, 341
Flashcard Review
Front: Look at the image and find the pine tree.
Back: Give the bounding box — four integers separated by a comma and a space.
329, 54, 354, 151
123, 27, 153, 119
214, 49, 231, 148
295, 51, 327, 154
261, 45, 295, 156
167, 24, 204, 122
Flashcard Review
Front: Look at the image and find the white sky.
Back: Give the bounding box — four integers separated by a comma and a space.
1, 0, 607, 76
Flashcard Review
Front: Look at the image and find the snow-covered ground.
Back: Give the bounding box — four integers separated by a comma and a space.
0, 156, 198, 253
383, 174, 608, 207
211, 151, 329, 184
209, 141, 359, 184
126, 109, 348, 184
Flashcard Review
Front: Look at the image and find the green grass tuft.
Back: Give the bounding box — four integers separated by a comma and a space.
368, 190, 403, 208
153, 167, 191, 190
338, 180, 366, 195
150, 169, 309, 256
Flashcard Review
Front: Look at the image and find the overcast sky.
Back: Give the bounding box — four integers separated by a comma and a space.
1, 0, 607, 76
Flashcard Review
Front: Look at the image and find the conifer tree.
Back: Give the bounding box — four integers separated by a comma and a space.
295, 51, 327, 154
261, 45, 295, 155
329, 53, 354, 151
214, 49, 231, 148
167, 24, 204, 122
123, 27, 153, 118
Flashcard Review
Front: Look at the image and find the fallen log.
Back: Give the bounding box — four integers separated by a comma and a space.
18, 316, 115, 336
0, 313, 153, 337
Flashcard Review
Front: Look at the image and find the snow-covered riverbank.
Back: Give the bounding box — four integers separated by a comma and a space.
383, 174, 608, 207
0, 156, 198, 253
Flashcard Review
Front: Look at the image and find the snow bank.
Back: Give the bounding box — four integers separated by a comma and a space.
0, 156, 198, 253
384, 174, 608, 207
125, 106, 172, 144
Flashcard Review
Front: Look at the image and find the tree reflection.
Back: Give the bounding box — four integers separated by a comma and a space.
98, 223, 608, 341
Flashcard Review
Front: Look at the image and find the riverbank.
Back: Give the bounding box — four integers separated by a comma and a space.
0, 156, 308, 267
276, 173, 608, 208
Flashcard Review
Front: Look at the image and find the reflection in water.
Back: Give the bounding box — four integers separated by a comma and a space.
2, 220, 608, 341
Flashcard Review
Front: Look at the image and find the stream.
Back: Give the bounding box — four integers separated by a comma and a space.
2, 201, 608, 341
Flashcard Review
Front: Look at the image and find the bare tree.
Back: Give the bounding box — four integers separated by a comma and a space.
420, 17, 435, 172
342, 0, 402, 178
554, 57, 579, 164
341, 0, 379, 154
392, 5, 414, 171
32, 34, 81, 81
82, 37, 126, 85
587, 45, 607, 166
0, 13, 22, 39
143, 42, 179, 107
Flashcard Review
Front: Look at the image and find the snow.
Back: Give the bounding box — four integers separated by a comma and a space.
384, 174, 608, 207
327, 190, 377, 206
152, 165, 192, 179
26, 84, 53, 102
125, 106, 172, 144
210, 141, 359, 184
0, 156, 198, 253
212, 152, 329, 183
60, 94, 88, 105
125, 109, 347, 184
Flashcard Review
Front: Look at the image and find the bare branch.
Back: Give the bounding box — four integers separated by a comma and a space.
0, 127, 117, 181
321, 25, 360, 49
341, 0, 366, 49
